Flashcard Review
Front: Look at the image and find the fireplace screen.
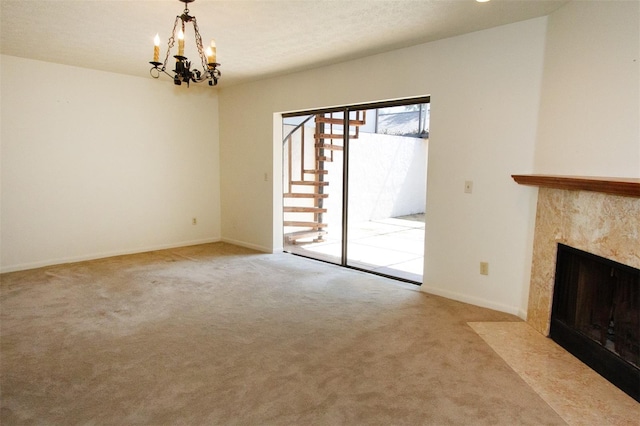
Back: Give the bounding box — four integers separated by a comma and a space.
550, 244, 639, 401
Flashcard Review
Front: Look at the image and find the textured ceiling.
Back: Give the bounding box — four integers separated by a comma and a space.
0, 0, 568, 87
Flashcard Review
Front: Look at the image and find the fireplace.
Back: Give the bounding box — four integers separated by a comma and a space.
550, 243, 639, 401
511, 175, 640, 400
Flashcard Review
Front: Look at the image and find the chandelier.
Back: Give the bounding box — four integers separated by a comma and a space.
149, 0, 221, 87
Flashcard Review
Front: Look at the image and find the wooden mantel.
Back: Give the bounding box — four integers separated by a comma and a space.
512, 174, 640, 198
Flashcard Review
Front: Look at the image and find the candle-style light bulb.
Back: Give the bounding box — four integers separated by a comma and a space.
206, 47, 216, 65
209, 39, 217, 64
177, 28, 185, 57
153, 33, 160, 62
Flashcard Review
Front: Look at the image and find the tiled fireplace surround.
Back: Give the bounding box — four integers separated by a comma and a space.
519, 177, 640, 335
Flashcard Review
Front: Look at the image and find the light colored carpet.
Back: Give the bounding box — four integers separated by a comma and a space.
0, 243, 565, 425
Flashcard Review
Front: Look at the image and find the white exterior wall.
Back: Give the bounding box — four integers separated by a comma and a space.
347, 133, 427, 222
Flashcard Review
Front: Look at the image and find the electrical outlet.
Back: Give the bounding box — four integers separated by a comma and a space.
480, 262, 489, 275
192, 217, 197, 225
464, 181, 473, 194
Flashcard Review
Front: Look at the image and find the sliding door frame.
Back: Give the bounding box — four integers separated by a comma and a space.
282, 96, 430, 284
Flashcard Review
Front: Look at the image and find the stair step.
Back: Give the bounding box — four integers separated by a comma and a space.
316, 133, 351, 140
315, 144, 343, 151
284, 193, 329, 199
315, 133, 341, 139
283, 207, 327, 213
291, 181, 329, 186
317, 156, 333, 162
283, 221, 327, 228
285, 230, 327, 243
315, 117, 366, 126
303, 169, 329, 175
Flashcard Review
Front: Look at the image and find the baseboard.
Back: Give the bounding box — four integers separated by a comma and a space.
516, 308, 528, 320
0, 238, 221, 273
420, 284, 522, 317
220, 237, 274, 254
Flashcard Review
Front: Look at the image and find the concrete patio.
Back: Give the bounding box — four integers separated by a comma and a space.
284, 214, 425, 283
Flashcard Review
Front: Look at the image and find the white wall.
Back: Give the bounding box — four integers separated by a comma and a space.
0, 55, 221, 272
2, 3, 634, 320
219, 18, 547, 316
534, 1, 640, 176
345, 133, 427, 223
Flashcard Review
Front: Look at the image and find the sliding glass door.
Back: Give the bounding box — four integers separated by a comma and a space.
345, 104, 428, 282
282, 98, 429, 284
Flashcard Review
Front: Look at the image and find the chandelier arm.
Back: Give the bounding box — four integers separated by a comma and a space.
155, 67, 176, 79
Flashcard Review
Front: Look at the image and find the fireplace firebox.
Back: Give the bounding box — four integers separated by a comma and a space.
550, 243, 639, 401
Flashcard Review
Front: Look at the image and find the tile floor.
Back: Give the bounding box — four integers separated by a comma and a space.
469, 322, 640, 425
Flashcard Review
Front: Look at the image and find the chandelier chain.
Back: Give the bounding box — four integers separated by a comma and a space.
161, 16, 181, 70
192, 16, 208, 70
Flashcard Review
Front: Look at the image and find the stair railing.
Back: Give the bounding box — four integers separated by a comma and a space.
283, 115, 314, 192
